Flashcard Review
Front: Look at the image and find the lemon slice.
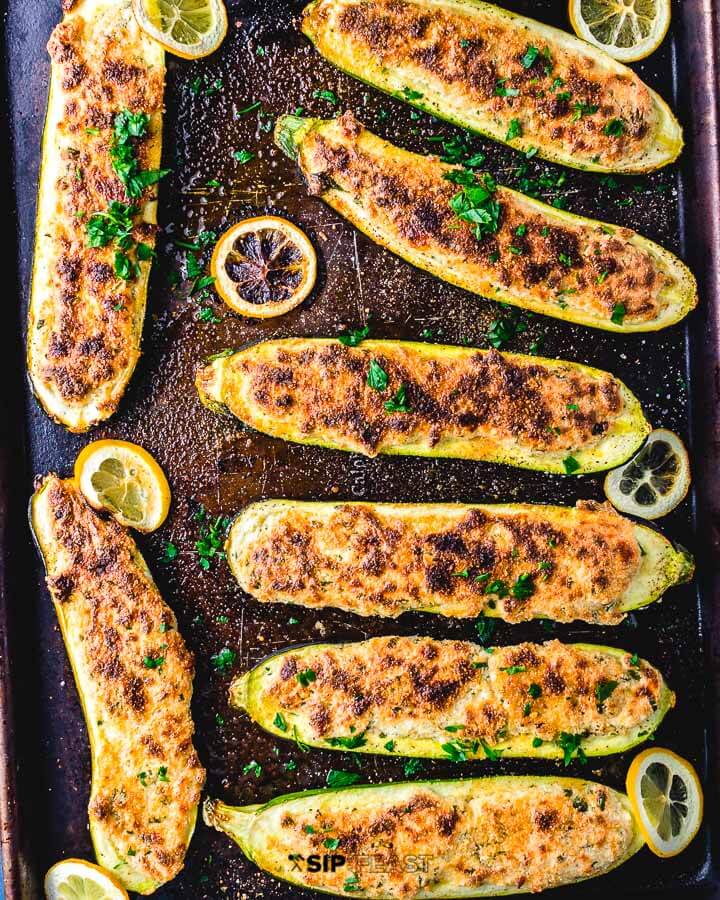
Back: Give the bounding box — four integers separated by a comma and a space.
74, 440, 171, 533
211, 216, 317, 319
45, 859, 129, 900
132, 0, 228, 60
627, 748, 703, 857
569, 0, 671, 62
603, 428, 690, 520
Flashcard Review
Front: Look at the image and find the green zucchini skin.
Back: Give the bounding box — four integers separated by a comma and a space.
204, 777, 646, 897
226, 499, 693, 622
301, 0, 682, 174
274, 115, 696, 333
196, 338, 651, 475
230, 638, 674, 761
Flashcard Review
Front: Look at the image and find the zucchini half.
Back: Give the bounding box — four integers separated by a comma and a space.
231, 637, 674, 761
27, 0, 165, 431
302, 0, 682, 173
275, 114, 696, 332
197, 338, 650, 475
226, 500, 693, 623
30, 476, 205, 894
205, 777, 646, 897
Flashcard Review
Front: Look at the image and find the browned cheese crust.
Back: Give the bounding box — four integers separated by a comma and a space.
260, 637, 665, 746
305, 0, 659, 170
298, 112, 670, 323
262, 780, 636, 895
30, 5, 164, 423
37, 476, 205, 887
211, 341, 626, 459
233, 500, 640, 623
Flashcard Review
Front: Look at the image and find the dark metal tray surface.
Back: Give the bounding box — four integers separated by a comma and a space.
2, 0, 720, 897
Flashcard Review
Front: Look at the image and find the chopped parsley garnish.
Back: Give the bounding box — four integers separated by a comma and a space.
237, 100, 262, 116
442, 740, 476, 762
511, 573, 535, 599
327, 728, 368, 750
157, 766, 169, 783
339, 322, 370, 346
494, 78, 519, 98
506, 118, 522, 141
611, 303, 626, 325
566, 402, 579, 412
233, 149, 255, 164
403, 758, 423, 777
485, 579, 509, 598
110, 110, 170, 201
384, 384, 411, 413
367, 359, 389, 391
343, 873, 362, 893
313, 88, 339, 105
604, 118, 625, 137
210, 647, 237, 674
595, 679, 619, 709
293, 725, 310, 752
572, 101, 599, 121
161, 541, 178, 563
486, 310, 527, 349
384, 740, 396, 752
563, 455, 581, 475
142, 651, 165, 669
532, 737, 543, 748
297, 668, 317, 687
500, 665, 526, 675
194, 509, 230, 570
402, 86, 424, 100
475, 614, 496, 645
273, 712, 288, 732
324, 838, 340, 851
521, 45, 540, 68
449, 173, 501, 240
326, 769, 360, 788
480, 739, 501, 761
529, 683, 542, 699
243, 760, 262, 778
557, 732, 587, 766
86, 200, 136, 249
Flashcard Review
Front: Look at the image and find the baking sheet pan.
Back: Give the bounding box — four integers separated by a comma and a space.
2, 0, 719, 896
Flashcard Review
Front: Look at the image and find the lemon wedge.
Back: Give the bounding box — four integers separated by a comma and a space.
604, 428, 690, 520
627, 748, 703, 857
569, 0, 671, 62
132, 0, 228, 59
211, 216, 317, 319
45, 859, 129, 900
74, 440, 171, 533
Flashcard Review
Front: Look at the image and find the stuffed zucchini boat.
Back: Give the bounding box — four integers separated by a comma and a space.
274, 113, 696, 332
205, 776, 646, 897
27, 0, 166, 432
226, 500, 692, 623
302, 0, 683, 173
30, 476, 205, 894
197, 337, 650, 475
231, 636, 674, 761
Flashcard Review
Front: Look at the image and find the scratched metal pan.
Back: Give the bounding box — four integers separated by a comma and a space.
2, 0, 719, 897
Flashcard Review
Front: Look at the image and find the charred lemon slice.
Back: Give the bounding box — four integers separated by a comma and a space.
569, 0, 671, 63
132, 0, 228, 60
45, 859, 129, 900
627, 748, 703, 857
211, 216, 317, 319
604, 428, 690, 519
74, 440, 171, 533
